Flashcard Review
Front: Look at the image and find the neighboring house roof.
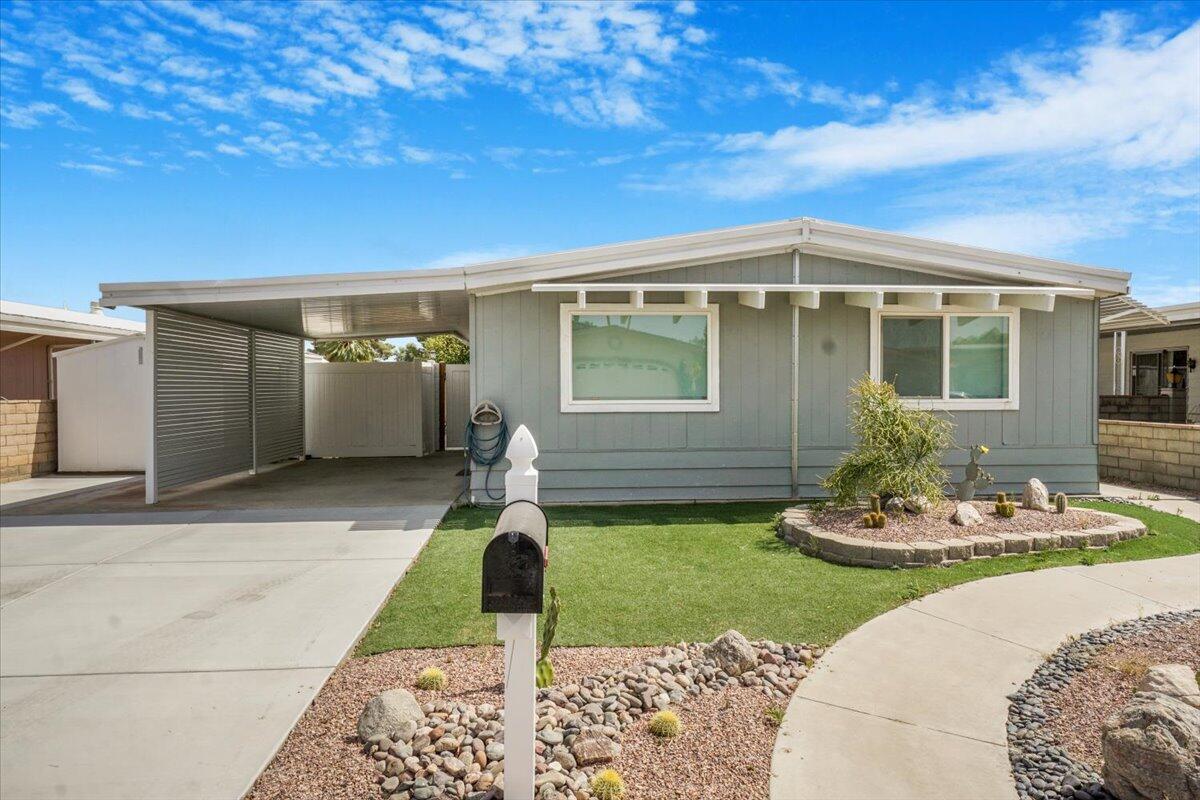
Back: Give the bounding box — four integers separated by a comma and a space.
0, 300, 145, 340
97, 216, 1132, 339
1097, 296, 1200, 332
1157, 301, 1200, 324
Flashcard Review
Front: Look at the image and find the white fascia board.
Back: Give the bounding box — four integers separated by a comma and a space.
805, 219, 1130, 296
99, 267, 467, 307
1159, 301, 1200, 323
0, 316, 139, 340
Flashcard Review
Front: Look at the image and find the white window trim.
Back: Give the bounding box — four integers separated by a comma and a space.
560, 303, 720, 413
869, 305, 1020, 411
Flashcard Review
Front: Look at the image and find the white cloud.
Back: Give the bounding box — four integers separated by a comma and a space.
1, 100, 70, 128
160, 55, 222, 81
215, 142, 246, 156
59, 160, 119, 176
1130, 276, 1200, 307
260, 85, 323, 113
58, 77, 112, 111
304, 57, 378, 98
155, 0, 258, 40
737, 57, 885, 114
665, 20, 1200, 200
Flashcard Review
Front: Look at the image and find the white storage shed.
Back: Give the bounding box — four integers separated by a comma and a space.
54, 334, 149, 471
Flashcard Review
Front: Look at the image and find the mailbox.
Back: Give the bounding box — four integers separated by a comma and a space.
481, 500, 549, 614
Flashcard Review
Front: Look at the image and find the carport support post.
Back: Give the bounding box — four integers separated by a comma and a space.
498, 424, 539, 800
144, 310, 157, 505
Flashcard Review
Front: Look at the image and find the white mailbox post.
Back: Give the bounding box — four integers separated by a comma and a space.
483, 425, 541, 800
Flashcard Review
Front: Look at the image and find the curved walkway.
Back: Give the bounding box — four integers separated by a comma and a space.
769, 554, 1200, 800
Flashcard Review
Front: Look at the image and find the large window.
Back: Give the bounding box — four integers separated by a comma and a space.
560, 304, 719, 412
873, 310, 1017, 410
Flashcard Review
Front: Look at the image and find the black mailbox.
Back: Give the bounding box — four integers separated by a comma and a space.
481, 500, 549, 614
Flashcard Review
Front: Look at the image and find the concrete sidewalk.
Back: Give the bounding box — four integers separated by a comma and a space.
1100, 482, 1200, 522
769, 555, 1200, 800
0, 473, 140, 511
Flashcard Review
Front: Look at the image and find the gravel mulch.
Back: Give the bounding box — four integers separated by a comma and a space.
814, 501, 1108, 543
246, 645, 658, 800
611, 688, 779, 800
1006, 609, 1200, 800
1044, 618, 1200, 771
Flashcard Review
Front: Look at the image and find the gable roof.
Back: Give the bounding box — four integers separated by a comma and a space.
96, 217, 1129, 339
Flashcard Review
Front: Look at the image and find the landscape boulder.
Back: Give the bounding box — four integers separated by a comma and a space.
952, 502, 983, 527
704, 629, 757, 675
1140, 664, 1200, 711
570, 729, 620, 766
1021, 478, 1052, 512
884, 496, 905, 514
1101, 691, 1200, 800
358, 688, 423, 742
904, 495, 933, 515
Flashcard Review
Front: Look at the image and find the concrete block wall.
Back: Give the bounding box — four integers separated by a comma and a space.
1099, 395, 1189, 424
1098, 419, 1200, 493
1, 400, 56, 483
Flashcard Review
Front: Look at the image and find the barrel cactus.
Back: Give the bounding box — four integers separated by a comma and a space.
648, 710, 682, 738
591, 768, 626, 800
1054, 492, 1069, 514
415, 667, 446, 691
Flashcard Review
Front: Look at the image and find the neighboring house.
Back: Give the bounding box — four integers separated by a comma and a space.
0, 301, 144, 482
99, 217, 1130, 504
1099, 299, 1200, 423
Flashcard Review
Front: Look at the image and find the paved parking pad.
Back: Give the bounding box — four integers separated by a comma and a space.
0, 504, 444, 800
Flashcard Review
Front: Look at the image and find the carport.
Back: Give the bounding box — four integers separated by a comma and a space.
98, 269, 472, 505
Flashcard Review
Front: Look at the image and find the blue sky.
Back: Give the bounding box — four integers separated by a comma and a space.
1, 0, 1198, 325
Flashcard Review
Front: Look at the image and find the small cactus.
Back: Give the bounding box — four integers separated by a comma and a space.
591, 768, 626, 800
862, 511, 887, 529
1055, 492, 1069, 514
869, 494, 882, 514
996, 491, 1007, 504
415, 667, 446, 691
648, 710, 681, 738
995, 501, 1016, 518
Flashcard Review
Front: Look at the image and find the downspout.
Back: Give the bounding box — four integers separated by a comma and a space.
791, 247, 800, 498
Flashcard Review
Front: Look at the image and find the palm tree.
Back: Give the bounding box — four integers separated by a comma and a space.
311, 338, 396, 362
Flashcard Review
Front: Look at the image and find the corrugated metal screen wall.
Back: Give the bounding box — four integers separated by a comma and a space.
252, 330, 304, 467
152, 310, 303, 492
154, 310, 253, 489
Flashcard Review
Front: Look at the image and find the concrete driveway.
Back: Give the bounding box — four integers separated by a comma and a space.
0, 503, 447, 800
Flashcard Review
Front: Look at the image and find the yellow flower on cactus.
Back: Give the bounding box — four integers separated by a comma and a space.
979, 445, 990, 453
591, 769, 626, 800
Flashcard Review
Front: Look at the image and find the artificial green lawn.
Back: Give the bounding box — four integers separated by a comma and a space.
356, 501, 1200, 655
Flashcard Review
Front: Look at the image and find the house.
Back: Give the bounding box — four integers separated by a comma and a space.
0, 301, 144, 482
1099, 299, 1200, 423
98, 217, 1130, 504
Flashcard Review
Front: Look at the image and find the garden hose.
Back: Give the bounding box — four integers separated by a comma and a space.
465, 400, 509, 501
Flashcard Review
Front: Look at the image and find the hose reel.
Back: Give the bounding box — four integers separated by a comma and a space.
465, 400, 509, 501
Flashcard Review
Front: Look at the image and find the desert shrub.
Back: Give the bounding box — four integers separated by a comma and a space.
591, 769, 626, 800
821, 376, 954, 507
764, 706, 786, 727
648, 710, 681, 738
415, 667, 446, 691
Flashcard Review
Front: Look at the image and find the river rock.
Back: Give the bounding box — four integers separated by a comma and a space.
1140, 664, 1200, 710
704, 630, 757, 676
952, 502, 983, 527
1101, 692, 1200, 800
1021, 478, 1051, 511
359, 689, 423, 742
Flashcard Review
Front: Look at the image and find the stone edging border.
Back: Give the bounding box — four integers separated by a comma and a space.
775, 508, 1147, 569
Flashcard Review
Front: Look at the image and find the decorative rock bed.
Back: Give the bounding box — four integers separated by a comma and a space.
1005, 609, 1200, 800
360, 631, 822, 800
775, 507, 1147, 569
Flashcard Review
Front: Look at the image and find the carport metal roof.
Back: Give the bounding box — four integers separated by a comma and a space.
99, 216, 1131, 339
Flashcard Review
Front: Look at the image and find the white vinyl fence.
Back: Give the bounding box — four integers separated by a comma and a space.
444, 364, 470, 449
304, 361, 439, 458
54, 335, 148, 471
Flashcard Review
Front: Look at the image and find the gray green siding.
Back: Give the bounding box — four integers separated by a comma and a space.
470, 253, 1099, 502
